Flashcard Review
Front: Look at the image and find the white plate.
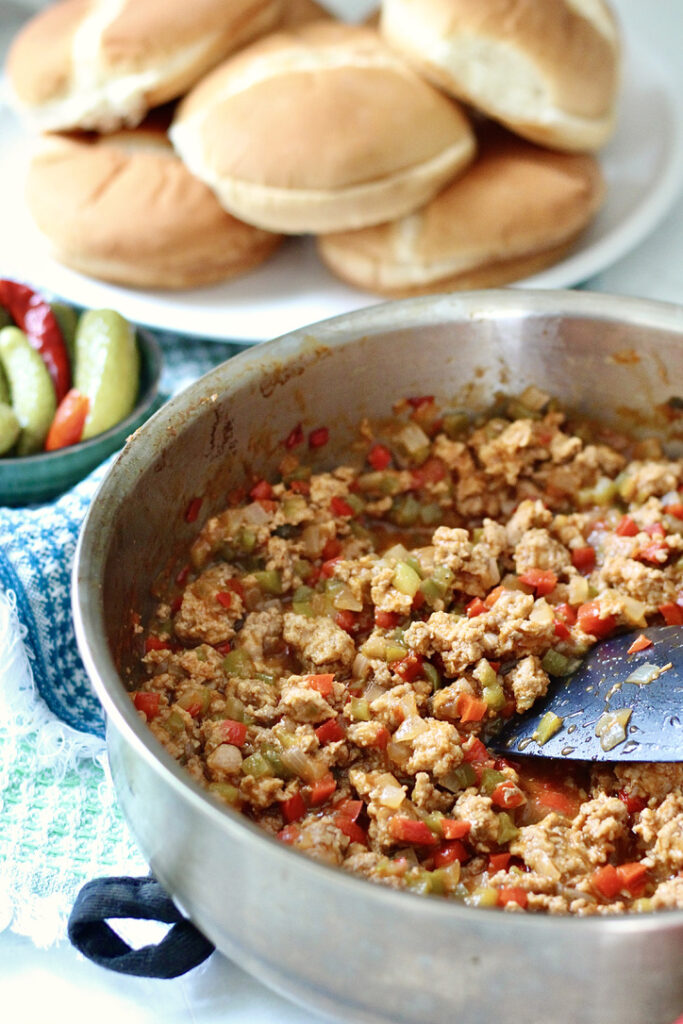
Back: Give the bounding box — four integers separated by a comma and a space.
1, 31, 682, 344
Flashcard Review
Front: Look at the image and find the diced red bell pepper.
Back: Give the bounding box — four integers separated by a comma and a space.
175, 564, 191, 586
284, 423, 304, 449
305, 673, 335, 696
571, 546, 596, 573
491, 781, 525, 809
308, 426, 329, 448
368, 443, 392, 471
315, 718, 345, 745
330, 495, 354, 517
488, 852, 511, 873
282, 792, 307, 824
615, 515, 639, 537
618, 789, 647, 815
335, 816, 367, 845
133, 692, 160, 720
554, 620, 571, 641
375, 609, 401, 629
616, 861, 648, 895
659, 602, 683, 625
407, 394, 434, 410
214, 640, 232, 656
322, 536, 342, 560
277, 824, 301, 844
645, 522, 666, 538
289, 478, 311, 495
249, 478, 273, 501
184, 497, 203, 523
626, 634, 653, 655
219, 718, 247, 747
466, 597, 487, 618
591, 864, 622, 899
216, 591, 233, 609
497, 887, 528, 909
335, 799, 363, 823
321, 556, 342, 579
462, 737, 490, 764
389, 816, 437, 846
441, 819, 471, 840
555, 603, 577, 625
334, 609, 357, 634
484, 586, 505, 608
144, 635, 171, 653
638, 541, 669, 564
433, 840, 468, 868
393, 653, 424, 682
577, 600, 617, 639
457, 694, 488, 723
665, 503, 683, 520
367, 724, 390, 750
410, 457, 447, 490
308, 773, 337, 806
518, 569, 558, 596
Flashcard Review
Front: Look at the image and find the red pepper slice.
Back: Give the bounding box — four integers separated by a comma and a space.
392, 653, 424, 682
0, 279, 71, 402
249, 478, 273, 501
144, 635, 171, 653
433, 840, 468, 868
488, 852, 511, 873
375, 609, 401, 629
491, 781, 525, 809
184, 497, 203, 523
44, 388, 90, 451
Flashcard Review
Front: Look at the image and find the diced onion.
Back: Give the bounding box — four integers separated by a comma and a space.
620, 596, 648, 627
625, 663, 662, 685
394, 715, 427, 742
377, 783, 406, 809
530, 599, 554, 625
595, 708, 632, 751
243, 501, 269, 525
280, 746, 318, 782
568, 575, 589, 605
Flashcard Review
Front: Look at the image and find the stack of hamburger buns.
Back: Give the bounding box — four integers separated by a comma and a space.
5, 0, 620, 295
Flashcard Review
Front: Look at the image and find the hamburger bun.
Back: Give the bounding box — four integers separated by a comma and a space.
280, 0, 332, 28
170, 22, 477, 234
6, 0, 284, 132
26, 122, 283, 289
316, 126, 605, 296
380, 0, 620, 152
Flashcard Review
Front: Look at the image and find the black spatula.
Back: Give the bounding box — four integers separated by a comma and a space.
488, 626, 683, 762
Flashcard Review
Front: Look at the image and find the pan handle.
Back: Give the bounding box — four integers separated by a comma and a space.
68, 876, 215, 978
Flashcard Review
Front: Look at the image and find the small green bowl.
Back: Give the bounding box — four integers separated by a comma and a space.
0, 328, 164, 507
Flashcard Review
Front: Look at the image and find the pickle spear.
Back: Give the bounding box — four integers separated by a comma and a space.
0, 326, 57, 455
74, 310, 140, 440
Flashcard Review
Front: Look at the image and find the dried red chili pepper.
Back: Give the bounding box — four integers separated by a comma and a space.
0, 280, 71, 402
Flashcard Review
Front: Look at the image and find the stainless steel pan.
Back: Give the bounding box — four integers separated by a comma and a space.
73, 289, 683, 1024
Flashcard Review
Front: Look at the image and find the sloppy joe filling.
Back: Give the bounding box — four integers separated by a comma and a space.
131, 389, 683, 915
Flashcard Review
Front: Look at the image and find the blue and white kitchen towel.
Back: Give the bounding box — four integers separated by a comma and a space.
0, 333, 244, 947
